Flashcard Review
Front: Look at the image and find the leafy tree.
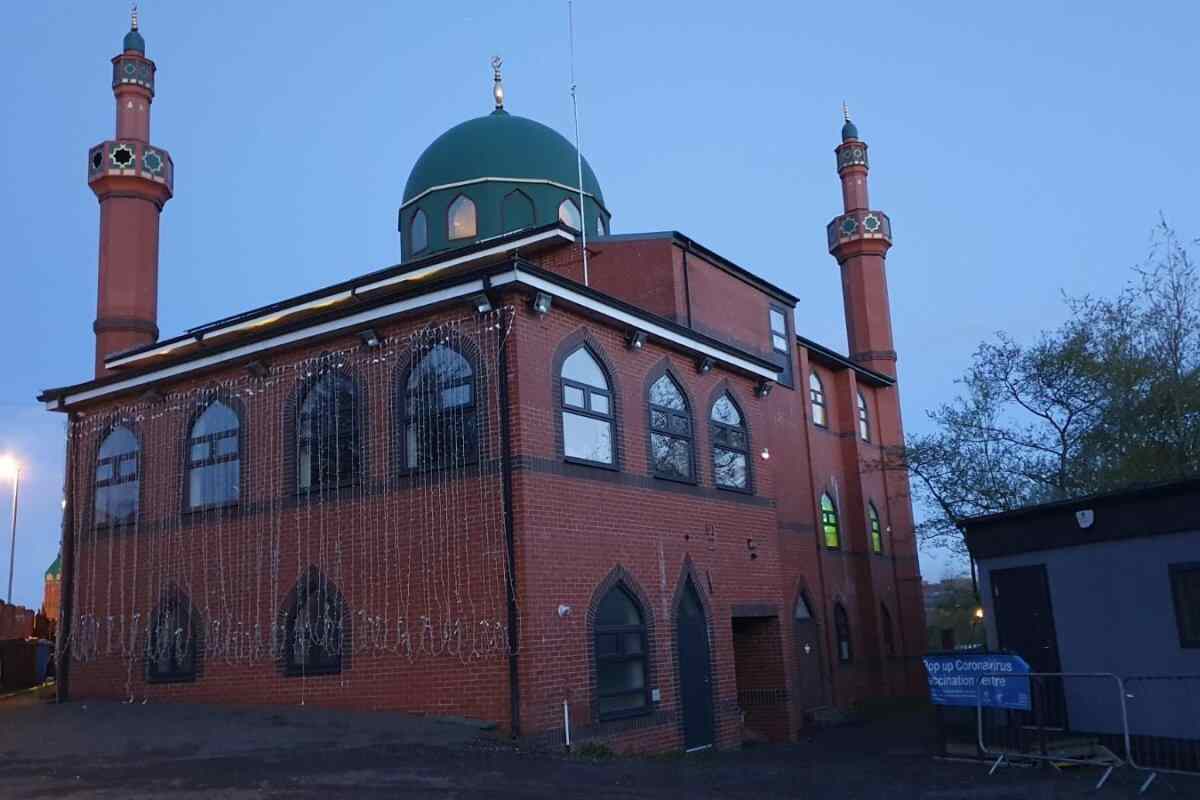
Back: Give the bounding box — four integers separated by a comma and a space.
892, 220, 1200, 557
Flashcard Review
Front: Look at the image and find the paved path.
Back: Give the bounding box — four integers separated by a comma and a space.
0, 698, 1194, 798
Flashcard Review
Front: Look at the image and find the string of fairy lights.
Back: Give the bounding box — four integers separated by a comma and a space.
62, 309, 517, 696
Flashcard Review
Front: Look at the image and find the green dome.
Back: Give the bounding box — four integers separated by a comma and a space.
403, 110, 604, 206
399, 109, 610, 262
45, 552, 61, 580
123, 29, 145, 54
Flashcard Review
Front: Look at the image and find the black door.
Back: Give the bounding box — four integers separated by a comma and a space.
792, 592, 826, 712
991, 565, 1066, 726
677, 579, 715, 749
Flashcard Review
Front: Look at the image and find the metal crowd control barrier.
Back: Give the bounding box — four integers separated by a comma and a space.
1123, 675, 1200, 794
975, 672, 1130, 791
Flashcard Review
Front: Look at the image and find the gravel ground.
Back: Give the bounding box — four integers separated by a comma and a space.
0, 695, 1194, 798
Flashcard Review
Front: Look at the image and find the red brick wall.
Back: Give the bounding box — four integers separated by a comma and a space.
58, 241, 925, 751
732, 616, 790, 741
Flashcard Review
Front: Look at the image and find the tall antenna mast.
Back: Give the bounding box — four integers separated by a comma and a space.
568, 0, 589, 286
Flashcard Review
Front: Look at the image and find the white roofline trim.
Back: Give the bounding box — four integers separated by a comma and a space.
491, 268, 778, 381
54, 281, 486, 408
357, 228, 575, 295
49, 263, 777, 409
105, 228, 576, 371
400, 177, 606, 212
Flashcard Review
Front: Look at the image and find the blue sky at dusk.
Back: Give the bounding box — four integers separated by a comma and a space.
1, 1, 1196, 608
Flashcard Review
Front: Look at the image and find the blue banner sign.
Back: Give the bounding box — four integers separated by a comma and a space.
923, 654, 1031, 710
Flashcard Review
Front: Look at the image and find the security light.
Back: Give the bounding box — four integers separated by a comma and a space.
627, 330, 647, 351
468, 293, 493, 315
755, 380, 774, 398
531, 291, 553, 316
359, 328, 381, 348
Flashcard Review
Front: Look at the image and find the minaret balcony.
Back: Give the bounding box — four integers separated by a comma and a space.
87, 140, 173, 194
827, 209, 892, 253
112, 55, 155, 94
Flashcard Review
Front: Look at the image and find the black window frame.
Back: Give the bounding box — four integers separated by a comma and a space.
501, 189, 535, 233
410, 207, 429, 255
880, 603, 897, 658
768, 305, 795, 388
834, 602, 853, 663
857, 390, 870, 442
447, 193, 477, 240
295, 370, 361, 495
94, 424, 141, 528
810, 372, 828, 427
146, 586, 200, 684
560, 345, 616, 469
821, 493, 840, 549
1169, 562, 1200, 649
282, 569, 345, 677
647, 372, 695, 483
868, 502, 883, 554
400, 341, 478, 473
710, 392, 751, 493
593, 584, 651, 721
558, 197, 582, 231
185, 399, 242, 512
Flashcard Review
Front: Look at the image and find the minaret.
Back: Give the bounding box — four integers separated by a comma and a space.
827, 107, 894, 377
87, 6, 173, 377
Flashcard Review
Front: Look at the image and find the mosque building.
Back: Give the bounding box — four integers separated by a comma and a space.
39, 14, 924, 751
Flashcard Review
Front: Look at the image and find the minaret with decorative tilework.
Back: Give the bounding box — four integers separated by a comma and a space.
827, 111, 895, 377
88, 8, 173, 377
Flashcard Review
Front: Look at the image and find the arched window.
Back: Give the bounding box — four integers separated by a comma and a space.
594, 584, 649, 718
558, 198, 582, 230
857, 391, 870, 441
410, 208, 428, 254
821, 493, 840, 548
501, 190, 535, 232
95, 425, 139, 526
283, 569, 344, 676
297, 372, 358, 492
880, 603, 897, 658
648, 373, 693, 480
868, 502, 883, 554
810, 373, 827, 427
561, 346, 613, 465
447, 194, 477, 240
834, 603, 853, 662
794, 592, 814, 621
710, 394, 749, 490
187, 400, 240, 510
404, 343, 476, 469
147, 587, 198, 683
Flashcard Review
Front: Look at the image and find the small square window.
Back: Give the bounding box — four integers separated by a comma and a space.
590, 393, 610, 415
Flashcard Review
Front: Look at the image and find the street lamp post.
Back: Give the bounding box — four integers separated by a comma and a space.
0, 457, 20, 605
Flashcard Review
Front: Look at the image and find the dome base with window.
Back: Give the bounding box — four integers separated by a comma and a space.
400, 106, 610, 261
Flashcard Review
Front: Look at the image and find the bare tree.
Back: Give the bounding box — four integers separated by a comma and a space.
888, 220, 1200, 558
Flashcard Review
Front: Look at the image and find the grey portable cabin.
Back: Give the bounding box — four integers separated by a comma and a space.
963, 479, 1200, 750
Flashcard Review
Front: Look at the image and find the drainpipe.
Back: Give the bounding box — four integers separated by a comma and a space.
497, 312, 521, 737
57, 411, 78, 703
563, 699, 572, 751
681, 245, 693, 328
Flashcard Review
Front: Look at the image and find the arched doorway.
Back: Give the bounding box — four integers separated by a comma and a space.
792, 591, 827, 713
676, 578, 714, 749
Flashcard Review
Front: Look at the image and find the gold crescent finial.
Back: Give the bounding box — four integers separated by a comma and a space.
843, 101, 850, 123
131, 2, 139, 31
491, 56, 504, 110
